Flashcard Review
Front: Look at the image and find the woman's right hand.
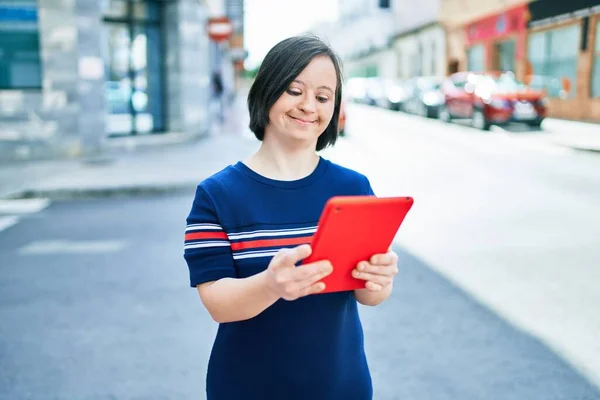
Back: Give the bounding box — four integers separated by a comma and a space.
264, 244, 333, 301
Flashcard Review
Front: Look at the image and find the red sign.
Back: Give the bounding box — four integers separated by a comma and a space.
465, 4, 528, 45
207, 17, 233, 42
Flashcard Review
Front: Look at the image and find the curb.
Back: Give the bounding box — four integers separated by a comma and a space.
5, 183, 199, 201
552, 142, 600, 154
570, 147, 600, 154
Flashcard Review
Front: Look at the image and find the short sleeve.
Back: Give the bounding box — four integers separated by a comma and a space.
362, 175, 375, 196
183, 186, 236, 287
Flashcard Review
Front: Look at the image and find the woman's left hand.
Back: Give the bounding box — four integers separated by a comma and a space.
352, 250, 399, 292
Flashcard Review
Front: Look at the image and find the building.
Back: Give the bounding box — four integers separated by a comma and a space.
321, 0, 446, 80
0, 0, 239, 163
441, 0, 600, 122
440, 0, 532, 74
327, 0, 398, 79
391, 0, 446, 79
526, 0, 600, 121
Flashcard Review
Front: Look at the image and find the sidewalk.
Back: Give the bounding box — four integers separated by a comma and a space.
0, 93, 257, 200
0, 103, 598, 200
542, 118, 600, 152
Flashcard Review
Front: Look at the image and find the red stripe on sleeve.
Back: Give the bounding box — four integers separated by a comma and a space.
185, 232, 229, 241
230, 236, 312, 251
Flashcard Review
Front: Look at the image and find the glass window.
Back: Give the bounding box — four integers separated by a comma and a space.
592, 20, 600, 98
133, 1, 160, 21
0, 0, 41, 89
451, 76, 468, 90
431, 41, 436, 75
103, 0, 160, 22
527, 24, 580, 98
476, 73, 527, 94
528, 31, 547, 76
102, 0, 164, 135
467, 44, 485, 72
103, 0, 128, 19
496, 39, 516, 73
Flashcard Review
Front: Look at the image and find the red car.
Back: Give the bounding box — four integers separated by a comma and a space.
438, 71, 547, 130
338, 100, 346, 136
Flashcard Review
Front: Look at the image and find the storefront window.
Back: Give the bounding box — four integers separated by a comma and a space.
0, 0, 41, 89
103, 0, 128, 19
527, 24, 580, 98
496, 39, 516, 73
102, 0, 164, 135
467, 45, 484, 72
592, 20, 600, 98
431, 42, 436, 75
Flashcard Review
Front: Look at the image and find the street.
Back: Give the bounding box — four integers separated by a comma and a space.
1, 105, 600, 399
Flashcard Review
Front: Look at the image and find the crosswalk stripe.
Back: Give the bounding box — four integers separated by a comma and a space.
0, 198, 51, 214
0, 216, 20, 232
19, 240, 128, 254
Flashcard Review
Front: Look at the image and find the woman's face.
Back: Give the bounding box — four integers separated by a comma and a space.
266, 55, 337, 147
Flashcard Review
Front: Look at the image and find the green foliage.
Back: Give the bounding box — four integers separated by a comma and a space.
242, 65, 260, 79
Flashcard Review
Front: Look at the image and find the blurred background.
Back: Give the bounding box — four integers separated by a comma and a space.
1, 0, 600, 399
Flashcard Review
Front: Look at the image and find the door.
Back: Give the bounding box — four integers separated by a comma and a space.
102, 1, 164, 136
104, 23, 134, 134
496, 39, 516, 73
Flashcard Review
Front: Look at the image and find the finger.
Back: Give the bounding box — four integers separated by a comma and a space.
297, 281, 327, 298
271, 244, 312, 269
292, 260, 333, 281
289, 243, 313, 263
352, 269, 393, 287
277, 261, 330, 297
356, 261, 398, 276
292, 262, 333, 294
365, 281, 383, 292
297, 268, 332, 291
370, 251, 399, 266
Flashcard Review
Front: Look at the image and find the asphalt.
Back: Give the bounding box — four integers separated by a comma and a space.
2, 194, 599, 399
0, 97, 598, 200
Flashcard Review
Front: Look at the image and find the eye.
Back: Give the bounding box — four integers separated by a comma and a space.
286, 89, 301, 96
317, 96, 329, 103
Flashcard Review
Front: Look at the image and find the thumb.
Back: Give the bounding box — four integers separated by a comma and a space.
292, 243, 312, 262
272, 244, 312, 269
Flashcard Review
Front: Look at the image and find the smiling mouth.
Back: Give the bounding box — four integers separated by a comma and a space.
289, 115, 316, 124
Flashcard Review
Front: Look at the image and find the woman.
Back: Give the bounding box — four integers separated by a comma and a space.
184, 35, 399, 400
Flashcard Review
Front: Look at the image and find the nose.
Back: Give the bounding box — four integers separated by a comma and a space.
298, 95, 316, 113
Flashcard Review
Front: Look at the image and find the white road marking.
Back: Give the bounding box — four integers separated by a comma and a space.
0, 198, 51, 214
0, 216, 20, 232
19, 240, 129, 255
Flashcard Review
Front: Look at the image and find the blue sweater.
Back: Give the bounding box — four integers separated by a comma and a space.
184, 157, 374, 400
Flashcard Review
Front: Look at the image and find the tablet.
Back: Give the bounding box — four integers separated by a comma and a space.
302, 195, 414, 294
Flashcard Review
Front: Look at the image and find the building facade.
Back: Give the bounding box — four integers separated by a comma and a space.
326, 0, 398, 78
0, 0, 226, 163
440, 0, 530, 74
321, 0, 446, 81
392, 22, 447, 79
441, 0, 600, 122
526, 0, 600, 121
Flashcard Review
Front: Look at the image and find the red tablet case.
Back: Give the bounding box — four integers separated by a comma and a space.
302, 195, 414, 294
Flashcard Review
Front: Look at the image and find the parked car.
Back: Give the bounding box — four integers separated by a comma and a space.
346, 77, 369, 104
403, 76, 445, 118
375, 79, 410, 111
338, 100, 347, 136
364, 78, 386, 106
438, 71, 548, 130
